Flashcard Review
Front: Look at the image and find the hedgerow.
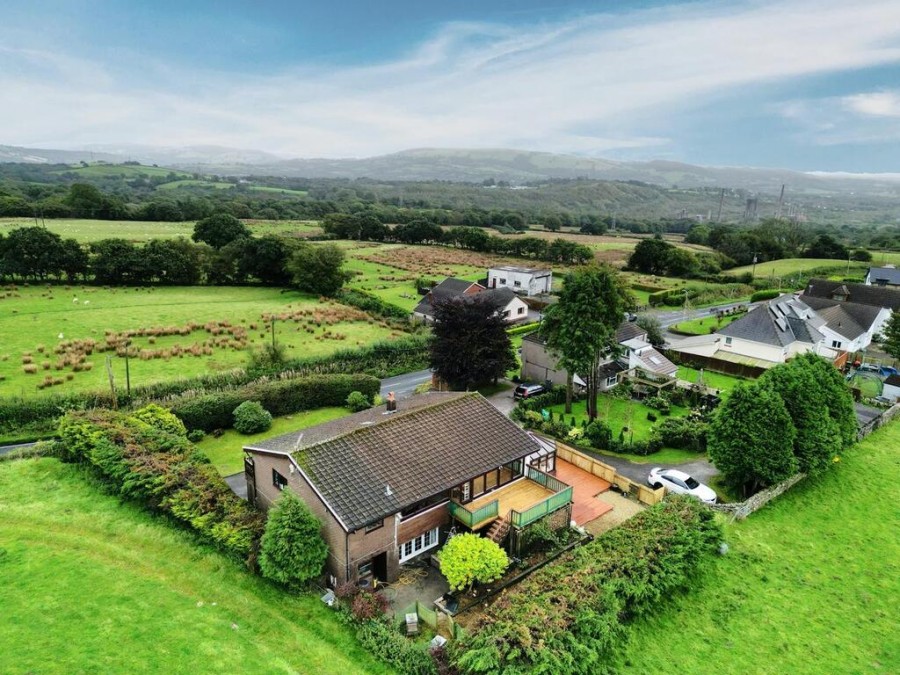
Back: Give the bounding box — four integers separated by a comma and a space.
169, 374, 379, 432
56, 406, 265, 562
452, 495, 722, 673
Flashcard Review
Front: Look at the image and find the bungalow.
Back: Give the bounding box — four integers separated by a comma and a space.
243, 392, 573, 586
487, 266, 553, 296
865, 266, 900, 287
803, 278, 900, 311
412, 277, 529, 324
800, 295, 889, 352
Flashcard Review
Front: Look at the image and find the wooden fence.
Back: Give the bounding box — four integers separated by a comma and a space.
551, 439, 666, 506
402, 600, 465, 639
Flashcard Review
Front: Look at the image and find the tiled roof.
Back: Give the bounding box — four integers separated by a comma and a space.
615, 321, 647, 343
249, 393, 541, 532
412, 277, 485, 317
867, 267, 900, 285
801, 296, 881, 341
803, 278, 900, 310
719, 297, 823, 348
632, 346, 678, 376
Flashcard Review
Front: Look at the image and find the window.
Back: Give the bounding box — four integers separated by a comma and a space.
513, 280, 521, 287
272, 469, 288, 491
398, 527, 440, 563
606, 375, 618, 387
724, 336, 733, 346
832, 340, 842, 349
358, 560, 373, 577
502, 310, 510, 318
517, 307, 525, 315
499, 278, 507, 285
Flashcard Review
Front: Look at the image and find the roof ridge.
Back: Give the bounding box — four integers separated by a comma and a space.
294, 392, 476, 455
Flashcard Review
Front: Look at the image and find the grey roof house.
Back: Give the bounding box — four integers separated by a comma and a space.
803, 278, 900, 311
412, 277, 529, 324
865, 266, 900, 287
243, 392, 573, 585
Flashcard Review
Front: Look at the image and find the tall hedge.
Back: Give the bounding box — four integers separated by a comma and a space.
57, 407, 265, 561
453, 496, 722, 674
170, 373, 379, 431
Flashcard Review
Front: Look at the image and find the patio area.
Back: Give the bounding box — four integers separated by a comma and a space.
464, 478, 556, 528
552, 459, 614, 525
382, 563, 450, 616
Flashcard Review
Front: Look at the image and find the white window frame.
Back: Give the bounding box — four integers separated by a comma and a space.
831, 340, 842, 349
606, 375, 618, 387
398, 527, 440, 563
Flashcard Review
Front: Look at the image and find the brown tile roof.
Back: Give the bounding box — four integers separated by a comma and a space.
248, 392, 541, 531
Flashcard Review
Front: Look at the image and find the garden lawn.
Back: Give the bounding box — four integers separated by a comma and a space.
676, 366, 746, 399
0, 286, 404, 398
670, 312, 745, 336
0, 458, 389, 675
621, 420, 900, 674
197, 407, 350, 475
548, 394, 692, 460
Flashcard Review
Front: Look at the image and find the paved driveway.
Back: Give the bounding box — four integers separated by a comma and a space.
591, 450, 719, 487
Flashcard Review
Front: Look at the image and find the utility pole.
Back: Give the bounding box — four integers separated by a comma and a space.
271, 317, 277, 349
105, 355, 117, 410
751, 252, 759, 279
716, 189, 725, 223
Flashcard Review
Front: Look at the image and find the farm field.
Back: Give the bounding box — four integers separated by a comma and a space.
622, 420, 900, 674
0, 286, 404, 398
54, 164, 191, 178
0, 217, 322, 242
725, 257, 868, 281
197, 406, 350, 475
0, 458, 388, 675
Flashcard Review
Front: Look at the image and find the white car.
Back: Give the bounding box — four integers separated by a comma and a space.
648, 468, 717, 504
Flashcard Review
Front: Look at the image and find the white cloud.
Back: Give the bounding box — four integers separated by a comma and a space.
1, 0, 900, 157
842, 91, 900, 118
778, 88, 900, 145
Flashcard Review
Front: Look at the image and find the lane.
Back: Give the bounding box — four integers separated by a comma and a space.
379, 368, 433, 400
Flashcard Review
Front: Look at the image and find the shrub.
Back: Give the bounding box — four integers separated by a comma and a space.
356, 619, 437, 675
521, 517, 563, 554
454, 496, 722, 673
345, 390, 372, 412
130, 403, 187, 437
750, 289, 782, 302
258, 491, 328, 587
350, 590, 390, 622
439, 533, 509, 592
233, 401, 272, 434
585, 419, 612, 449
644, 395, 671, 414
186, 429, 205, 443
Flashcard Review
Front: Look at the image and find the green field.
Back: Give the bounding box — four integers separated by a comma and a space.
197, 407, 350, 475
622, 420, 900, 674
725, 257, 868, 280
55, 164, 191, 178
157, 179, 234, 190
0, 217, 323, 242
0, 286, 404, 398
676, 366, 745, 399
0, 458, 387, 674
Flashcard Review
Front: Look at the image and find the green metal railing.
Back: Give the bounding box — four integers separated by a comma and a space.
526, 466, 569, 494
510, 486, 573, 528
448, 499, 499, 528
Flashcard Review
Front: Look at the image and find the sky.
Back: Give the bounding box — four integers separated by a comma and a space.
2, 0, 900, 172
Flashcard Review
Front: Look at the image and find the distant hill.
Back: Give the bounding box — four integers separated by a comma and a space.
3, 144, 900, 198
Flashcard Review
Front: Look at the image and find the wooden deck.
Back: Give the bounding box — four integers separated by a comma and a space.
552, 459, 613, 525
466, 478, 555, 529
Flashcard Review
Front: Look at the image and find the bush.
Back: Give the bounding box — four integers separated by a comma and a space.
57, 409, 264, 560
186, 429, 205, 443
130, 403, 187, 437
644, 395, 671, 414
338, 288, 409, 320
584, 419, 612, 449
258, 491, 328, 587
350, 590, 390, 622
345, 390, 372, 412
439, 533, 509, 592
521, 517, 563, 554
652, 415, 708, 451
454, 496, 722, 673
356, 619, 437, 675
232, 401, 273, 434
750, 289, 782, 302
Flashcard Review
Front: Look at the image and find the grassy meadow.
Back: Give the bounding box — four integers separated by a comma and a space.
621, 420, 900, 674
0, 458, 388, 675
0, 286, 405, 398
725, 257, 868, 280
197, 407, 350, 475
0, 217, 322, 242
671, 312, 746, 336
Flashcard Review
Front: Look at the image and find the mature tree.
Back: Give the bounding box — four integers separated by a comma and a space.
287, 243, 348, 296
627, 236, 673, 275
143, 238, 203, 285
708, 382, 797, 496
58, 238, 89, 282
684, 223, 710, 245
192, 213, 251, 249
542, 265, 634, 417
90, 238, 142, 285
1, 226, 64, 280
759, 355, 847, 475
883, 311, 900, 361
543, 214, 562, 232
238, 235, 294, 285
636, 315, 665, 348
258, 491, 328, 587
790, 353, 857, 449
665, 247, 699, 277
803, 234, 848, 260
430, 294, 517, 390
439, 533, 509, 593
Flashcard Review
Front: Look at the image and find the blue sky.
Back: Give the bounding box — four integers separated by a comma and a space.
2, 0, 900, 172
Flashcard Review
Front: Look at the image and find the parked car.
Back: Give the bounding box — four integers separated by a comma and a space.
648, 468, 717, 504
879, 366, 898, 378
514, 383, 546, 400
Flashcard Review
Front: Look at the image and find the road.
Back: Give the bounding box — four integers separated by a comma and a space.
380, 369, 433, 400
0, 442, 37, 457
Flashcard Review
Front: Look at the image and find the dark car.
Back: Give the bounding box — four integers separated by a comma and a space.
514, 383, 546, 400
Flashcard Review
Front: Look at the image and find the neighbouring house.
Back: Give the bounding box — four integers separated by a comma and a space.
883, 374, 900, 403
865, 265, 900, 287
520, 321, 673, 389
412, 277, 529, 324
803, 278, 900, 311
669, 296, 838, 369
487, 266, 553, 296
243, 392, 574, 586
800, 295, 890, 352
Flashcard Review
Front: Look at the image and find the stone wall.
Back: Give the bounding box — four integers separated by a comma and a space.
857, 402, 900, 440
709, 473, 806, 521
